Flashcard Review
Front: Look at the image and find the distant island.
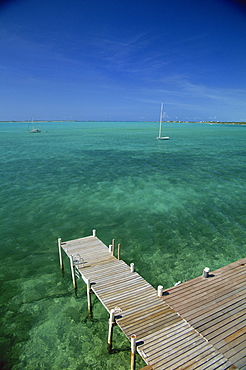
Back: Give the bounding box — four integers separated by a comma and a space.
197, 121, 246, 125
0, 120, 245, 125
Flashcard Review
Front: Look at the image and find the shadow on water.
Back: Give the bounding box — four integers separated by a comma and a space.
108, 347, 130, 354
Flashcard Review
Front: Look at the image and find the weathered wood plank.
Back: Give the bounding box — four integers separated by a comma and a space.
142, 329, 199, 359
152, 340, 213, 369
165, 278, 245, 314
185, 292, 246, 326
193, 301, 246, 332
201, 309, 246, 338
179, 353, 226, 370
165, 268, 245, 297
206, 316, 245, 342
121, 307, 176, 330
231, 354, 246, 370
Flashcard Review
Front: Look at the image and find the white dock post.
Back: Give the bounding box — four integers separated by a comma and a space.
130, 263, 134, 273
69, 255, 77, 289
117, 243, 121, 260
130, 334, 136, 370
203, 267, 210, 278
58, 238, 63, 270
92, 229, 96, 237
107, 309, 115, 352
157, 285, 163, 297
109, 244, 113, 255
87, 278, 92, 315
112, 239, 115, 255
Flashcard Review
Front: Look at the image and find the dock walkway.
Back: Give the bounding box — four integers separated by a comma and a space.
59, 233, 243, 369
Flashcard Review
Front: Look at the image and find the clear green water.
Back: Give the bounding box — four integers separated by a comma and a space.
0, 121, 245, 369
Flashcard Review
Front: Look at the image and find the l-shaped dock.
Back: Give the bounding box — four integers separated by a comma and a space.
58, 231, 245, 369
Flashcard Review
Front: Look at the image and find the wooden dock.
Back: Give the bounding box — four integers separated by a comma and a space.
58, 232, 245, 369
163, 258, 246, 370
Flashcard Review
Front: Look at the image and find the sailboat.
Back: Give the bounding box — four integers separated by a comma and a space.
29, 118, 41, 133
157, 103, 169, 140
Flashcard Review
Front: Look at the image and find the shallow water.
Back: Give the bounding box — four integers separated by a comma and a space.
0, 121, 245, 369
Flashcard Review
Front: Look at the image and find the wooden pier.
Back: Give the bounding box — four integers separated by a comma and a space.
58, 231, 245, 369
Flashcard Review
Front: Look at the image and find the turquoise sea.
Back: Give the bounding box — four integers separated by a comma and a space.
0, 121, 245, 369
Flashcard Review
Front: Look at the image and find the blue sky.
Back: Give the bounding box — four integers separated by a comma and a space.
0, 0, 246, 121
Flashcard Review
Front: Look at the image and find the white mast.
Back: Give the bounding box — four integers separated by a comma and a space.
158, 103, 164, 138
157, 102, 169, 140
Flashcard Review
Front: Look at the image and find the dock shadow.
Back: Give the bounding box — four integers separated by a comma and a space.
109, 340, 144, 354
108, 347, 130, 354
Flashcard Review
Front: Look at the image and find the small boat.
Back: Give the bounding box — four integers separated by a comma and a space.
29, 127, 41, 133
29, 118, 41, 133
157, 103, 169, 140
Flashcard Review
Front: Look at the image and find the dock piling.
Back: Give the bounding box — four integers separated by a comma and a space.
130, 263, 134, 273
117, 243, 121, 260
69, 255, 77, 289
107, 309, 115, 353
58, 238, 63, 270
112, 239, 115, 255
87, 278, 92, 315
130, 334, 136, 370
92, 229, 96, 237
157, 285, 163, 297
203, 267, 210, 278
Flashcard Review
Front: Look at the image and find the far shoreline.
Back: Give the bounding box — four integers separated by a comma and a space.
0, 120, 245, 125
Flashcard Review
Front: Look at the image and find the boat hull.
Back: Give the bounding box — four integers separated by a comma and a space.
29, 129, 41, 133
